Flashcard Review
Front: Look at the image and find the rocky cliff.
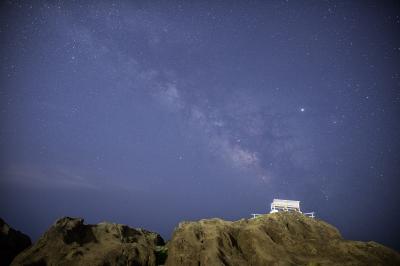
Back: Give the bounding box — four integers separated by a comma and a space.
165, 212, 400, 266
5, 213, 400, 266
0, 218, 31, 266
11, 217, 165, 266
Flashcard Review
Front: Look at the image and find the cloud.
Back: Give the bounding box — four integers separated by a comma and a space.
1, 164, 99, 190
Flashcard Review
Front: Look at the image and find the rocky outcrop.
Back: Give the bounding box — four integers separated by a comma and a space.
11, 217, 165, 266
165, 212, 400, 266
6, 213, 400, 266
0, 218, 31, 266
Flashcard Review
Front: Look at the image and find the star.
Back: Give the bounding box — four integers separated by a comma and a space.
300, 107, 305, 112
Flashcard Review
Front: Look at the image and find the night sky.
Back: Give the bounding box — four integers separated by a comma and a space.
1, 1, 399, 250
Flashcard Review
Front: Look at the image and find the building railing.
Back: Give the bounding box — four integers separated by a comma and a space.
303, 212, 315, 218
250, 211, 316, 219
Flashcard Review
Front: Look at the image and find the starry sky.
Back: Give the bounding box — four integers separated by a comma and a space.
1, 1, 399, 250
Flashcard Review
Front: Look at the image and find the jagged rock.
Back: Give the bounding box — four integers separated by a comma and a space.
0, 218, 31, 266
165, 212, 400, 266
11, 217, 165, 266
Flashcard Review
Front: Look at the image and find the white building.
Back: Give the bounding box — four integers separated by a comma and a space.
270, 199, 301, 213
251, 198, 315, 219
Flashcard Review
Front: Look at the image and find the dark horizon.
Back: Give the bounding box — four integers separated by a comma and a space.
1, 1, 399, 251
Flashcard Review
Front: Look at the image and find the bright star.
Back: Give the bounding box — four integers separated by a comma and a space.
300, 107, 305, 112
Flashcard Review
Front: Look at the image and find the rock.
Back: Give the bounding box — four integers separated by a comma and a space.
155, 244, 168, 265
165, 212, 400, 266
11, 217, 165, 266
8, 213, 400, 265
0, 218, 31, 266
